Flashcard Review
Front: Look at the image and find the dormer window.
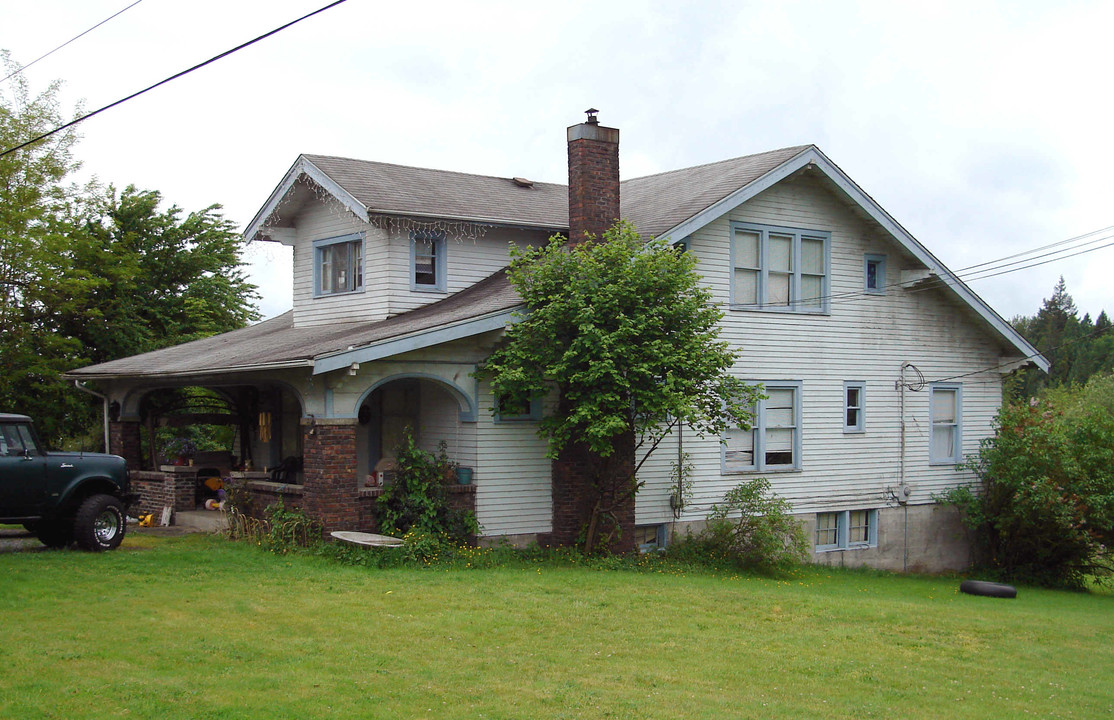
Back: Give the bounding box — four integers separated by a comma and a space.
411, 230, 447, 292
314, 233, 364, 296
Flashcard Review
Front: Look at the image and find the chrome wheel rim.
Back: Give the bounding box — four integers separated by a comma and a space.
93, 510, 120, 544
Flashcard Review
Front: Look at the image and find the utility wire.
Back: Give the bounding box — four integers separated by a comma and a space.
1, 0, 144, 85
0, 0, 348, 159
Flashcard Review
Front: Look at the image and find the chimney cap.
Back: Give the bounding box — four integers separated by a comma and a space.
585, 108, 599, 124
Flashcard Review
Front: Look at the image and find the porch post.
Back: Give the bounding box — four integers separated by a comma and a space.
108, 419, 143, 471
301, 418, 360, 533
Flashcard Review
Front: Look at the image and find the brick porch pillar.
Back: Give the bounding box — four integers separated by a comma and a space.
301, 418, 360, 533
109, 420, 143, 470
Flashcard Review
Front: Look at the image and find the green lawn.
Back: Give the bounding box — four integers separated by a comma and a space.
1, 532, 1110, 719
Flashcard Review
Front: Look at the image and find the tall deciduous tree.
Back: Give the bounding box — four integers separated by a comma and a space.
477, 221, 759, 552
0, 54, 260, 446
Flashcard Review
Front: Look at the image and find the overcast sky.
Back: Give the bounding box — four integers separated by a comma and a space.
3, 0, 1111, 322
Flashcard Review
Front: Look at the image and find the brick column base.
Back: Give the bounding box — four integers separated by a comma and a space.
109, 421, 143, 470
548, 433, 636, 554
301, 419, 360, 533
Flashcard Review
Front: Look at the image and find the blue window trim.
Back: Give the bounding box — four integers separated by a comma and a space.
313, 233, 365, 298
729, 221, 831, 313
843, 380, 865, 433
494, 395, 542, 423
722, 380, 803, 473
864, 253, 887, 294
929, 383, 963, 465
410, 230, 447, 292
815, 509, 878, 551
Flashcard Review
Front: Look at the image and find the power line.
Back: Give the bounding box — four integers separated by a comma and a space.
1, 1, 145, 85
0, 0, 349, 159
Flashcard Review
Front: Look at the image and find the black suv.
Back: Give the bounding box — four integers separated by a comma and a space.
0, 413, 134, 551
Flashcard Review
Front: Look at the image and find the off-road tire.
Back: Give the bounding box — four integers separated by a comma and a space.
960, 579, 1017, 599
74, 494, 126, 551
36, 521, 73, 548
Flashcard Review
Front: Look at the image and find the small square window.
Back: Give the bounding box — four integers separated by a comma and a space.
495, 394, 540, 422
865, 254, 886, 294
816, 512, 840, 548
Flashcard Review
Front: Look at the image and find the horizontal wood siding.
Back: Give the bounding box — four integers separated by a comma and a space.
473, 380, 553, 536
292, 199, 389, 327
633, 175, 1016, 523
387, 227, 548, 316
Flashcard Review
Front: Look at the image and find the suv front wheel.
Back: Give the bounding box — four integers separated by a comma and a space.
74, 494, 126, 551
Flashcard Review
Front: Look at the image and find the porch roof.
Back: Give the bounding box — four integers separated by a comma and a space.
66, 269, 521, 381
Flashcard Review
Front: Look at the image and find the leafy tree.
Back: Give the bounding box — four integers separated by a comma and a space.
0, 55, 260, 446
942, 386, 1114, 588
477, 221, 760, 553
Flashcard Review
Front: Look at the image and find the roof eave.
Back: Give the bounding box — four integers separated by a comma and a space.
63, 359, 315, 382
654, 146, 1049, 373
313, 308, 522, 374
244, 156, 370, 244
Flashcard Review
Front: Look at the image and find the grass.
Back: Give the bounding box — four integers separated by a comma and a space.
1, 532, 1111, 719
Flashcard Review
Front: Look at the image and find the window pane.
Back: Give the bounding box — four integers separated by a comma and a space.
415, 240, 437, 286
769, 234, 792, 272
799, 274, 822, 308
734, 268, 758, 304
932, 426, 955, 459
724, 428, 755, 469
766, 388, 794, 411
735, 231, 759, 268
846, 387, 861, 409
932, 390, 956, 423
768, 272, 790, 306
849, 510, 870, 544
801, 237, 824, 275
816, 512, 839, 546
866, 259, 879, 289
846, 408, 860, 428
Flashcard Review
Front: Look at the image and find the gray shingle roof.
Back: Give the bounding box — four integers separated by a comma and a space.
68, 144, 820, 379
302, 145, 812, 239
303, 155, 570, 229
67, 270, 520, 378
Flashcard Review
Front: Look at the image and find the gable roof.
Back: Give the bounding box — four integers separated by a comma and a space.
74, 143, 1046, 381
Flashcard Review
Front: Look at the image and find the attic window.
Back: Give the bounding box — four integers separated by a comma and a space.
411, 230, 447, 292
314, 233, 364, 297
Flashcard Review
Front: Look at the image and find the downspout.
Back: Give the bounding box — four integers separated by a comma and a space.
74, 380, 110, 453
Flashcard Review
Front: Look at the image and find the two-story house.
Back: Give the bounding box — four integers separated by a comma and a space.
68, 113, 1046, 571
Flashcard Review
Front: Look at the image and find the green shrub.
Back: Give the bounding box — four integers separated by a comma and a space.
942, 397, 1114, 588
682, 478, 808, 573
375, 431, 479, 543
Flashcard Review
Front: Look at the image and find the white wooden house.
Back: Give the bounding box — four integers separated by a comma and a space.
69, 114, 1046, 571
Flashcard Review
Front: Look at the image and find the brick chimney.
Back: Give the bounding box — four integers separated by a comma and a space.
567, 108, 619, 243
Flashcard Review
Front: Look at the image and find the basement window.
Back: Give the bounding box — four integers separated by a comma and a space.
816, 510, 877, 551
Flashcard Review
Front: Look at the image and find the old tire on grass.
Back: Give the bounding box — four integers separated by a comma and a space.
36, 521, 73, 548
960, 579, 1017, 599
74, 494, 126, 551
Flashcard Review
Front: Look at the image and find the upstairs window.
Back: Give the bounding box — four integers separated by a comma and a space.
843, 381, 865, 433
723, 382, 802, 472
314, 233, 364, 296
930, 384, 963, 464
731, 222, 829, 312
865, 253, 886, 294
411, 230, 447, 291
